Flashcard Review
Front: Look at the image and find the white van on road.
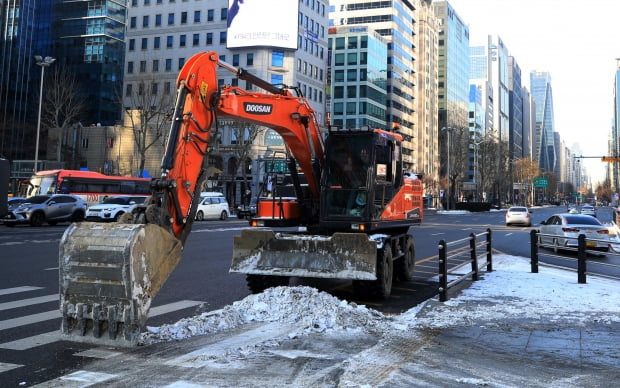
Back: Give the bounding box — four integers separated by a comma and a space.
195, 192, 229, 221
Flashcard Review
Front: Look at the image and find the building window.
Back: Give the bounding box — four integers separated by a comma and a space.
347, 85, 356, 98
153, 59, 159, 72
346, 102, 356, 114
220, 55, 225, 62
126, 84, 132, 96
144, 0, 150, 4
130, 17, 136, 29
347, 69, 356, 81
128, 39, 135, 51
82, 138, 89, 148
164, 81, 171, 95
335, 37, 344, 49
271, 74, 283, 86
271, 51, 284, 67
194, 10, 200, 23
166, 35, 173, 48
206, 33, 213, 45
232, 54, 239, 66
219, 31, 226, 44
140, 60, 146, 72
168, 13, 174, 25
151, 83, 158, 95
179, 34, 186, 47
220, 8, 227, 20
334, 86, 343, 98
334, 70, 344, 82
142, 15, 149, 28
347, 53, 357, 65
141, 38, 148, 50
165, 58, 172, 71
347, 36, 357, 49
181, 11, 187, 24
127, 61, 134, 74
246, 53, 254, 66
207, 9, 214, 21
192, 33, 199, 46
154, 36, 160, 49
155, 14, 162, 27
334, 53, 344, 66
178, 58, 185, 70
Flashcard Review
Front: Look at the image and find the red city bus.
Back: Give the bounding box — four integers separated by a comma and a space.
21, 169, 151, 206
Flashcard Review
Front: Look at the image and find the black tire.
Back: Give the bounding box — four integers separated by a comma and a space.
113, 212, 124, 222
71, 210, 85, 223
196, 210, 204, 221
29, 212, 45, 227
48, 221, 58, 226
220, 210, 228, 220
374, 243, 393, 299
246, 275, 289, 294
4, 223, 15, 227
395, 237, 415, 282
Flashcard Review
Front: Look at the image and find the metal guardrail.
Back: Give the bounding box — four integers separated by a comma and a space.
438, 228, 493, 302
530, 229, 620, 283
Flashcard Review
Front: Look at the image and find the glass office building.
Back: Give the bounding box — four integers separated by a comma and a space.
530, 71, 556, 172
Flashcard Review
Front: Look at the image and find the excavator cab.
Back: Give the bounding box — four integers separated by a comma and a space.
319, 128, 404, 233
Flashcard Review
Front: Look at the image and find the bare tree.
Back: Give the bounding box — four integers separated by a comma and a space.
442, 126, 470, 207
513, 158, 540, 205
226, 121, 265, 207
42, 67, 85, 167
123, 76, 175, 177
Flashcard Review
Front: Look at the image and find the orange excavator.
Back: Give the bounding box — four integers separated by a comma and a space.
59, 52, 424, 346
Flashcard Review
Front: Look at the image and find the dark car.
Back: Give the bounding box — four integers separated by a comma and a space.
3, 194, 87, 227
237, 197, 258, 219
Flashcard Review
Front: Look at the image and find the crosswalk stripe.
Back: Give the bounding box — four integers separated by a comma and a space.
32, 370, 117, 387
0, 310, 58, 330
0, 300, 204, 351
0, 286, 43, 296
0, 294, 58, 311
0, 362, 22, 373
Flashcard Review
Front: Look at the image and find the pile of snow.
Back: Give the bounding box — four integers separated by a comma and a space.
140, 286, 392, 345
140, 255, 620, 345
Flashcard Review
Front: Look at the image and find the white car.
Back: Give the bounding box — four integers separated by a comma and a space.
580, 205, 596, 217
85, 195, 150, 222
539, 213, 610, 253
195, 193, 229, 221
505, 206, 531, 226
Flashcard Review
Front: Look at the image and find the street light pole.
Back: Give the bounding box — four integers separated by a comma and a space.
34, 55, 56, 173
442, 127, 453, 210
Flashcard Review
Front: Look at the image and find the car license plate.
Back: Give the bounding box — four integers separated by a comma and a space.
586, 241, 596, 247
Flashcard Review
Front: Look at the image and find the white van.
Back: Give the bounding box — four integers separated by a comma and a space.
195, 192, 229, 221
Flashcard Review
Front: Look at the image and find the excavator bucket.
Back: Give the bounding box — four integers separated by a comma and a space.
59, 222, 183, 347
231, 229, 378, 280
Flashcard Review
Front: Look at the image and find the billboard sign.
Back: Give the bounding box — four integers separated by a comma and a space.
227, 0, 299, 49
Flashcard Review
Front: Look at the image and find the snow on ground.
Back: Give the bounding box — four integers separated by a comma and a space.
140, 254, 620, 346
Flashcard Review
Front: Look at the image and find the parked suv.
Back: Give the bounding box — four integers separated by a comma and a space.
195, 192, 229, 220
3, 194, 86, 227
86, 195, 150, 222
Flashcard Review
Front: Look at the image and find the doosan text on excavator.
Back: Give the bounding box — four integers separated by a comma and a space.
58, 52, 424, 346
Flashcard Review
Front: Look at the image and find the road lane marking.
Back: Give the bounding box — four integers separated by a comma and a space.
0, 286, 43, 296
0, 294, 57, 311
0, 300, 204, 350
0, 362, 22, 373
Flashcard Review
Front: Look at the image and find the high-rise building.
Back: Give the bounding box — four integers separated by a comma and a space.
508, 56, 523, 161
530, 71, 556, 172
327, 26, 388, 130
329, 0, 418, 171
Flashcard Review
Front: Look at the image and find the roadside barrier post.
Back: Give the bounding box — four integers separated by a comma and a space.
438, 239, 448, 302
530, 230, 539, 273
469, 233, 479, 281
486, 228, 493, 272
577, 234, 587, 284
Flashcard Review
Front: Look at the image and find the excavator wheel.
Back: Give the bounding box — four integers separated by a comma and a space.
395, 236, 415, 282
352, 242, 393, 300
246, 274, 290, 294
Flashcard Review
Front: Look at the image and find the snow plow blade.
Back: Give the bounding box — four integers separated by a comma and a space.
59, 222, 183, 347
231, 229, 377, 280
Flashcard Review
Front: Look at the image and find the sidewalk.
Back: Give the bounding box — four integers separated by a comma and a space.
37, 255, 620, 387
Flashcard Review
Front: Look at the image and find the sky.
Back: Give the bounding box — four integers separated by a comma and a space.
448, 0, 620, 185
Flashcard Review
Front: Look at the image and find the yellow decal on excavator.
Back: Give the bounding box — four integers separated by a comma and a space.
200, 81, 209, 103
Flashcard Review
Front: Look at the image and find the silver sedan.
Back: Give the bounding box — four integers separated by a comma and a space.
539, 213, 610, 253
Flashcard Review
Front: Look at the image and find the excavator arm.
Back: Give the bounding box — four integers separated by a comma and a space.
58, 52, 325, 346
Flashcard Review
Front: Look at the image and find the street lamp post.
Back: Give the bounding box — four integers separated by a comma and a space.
442, 127, 454, 210
473, 139, 485, 202
34, 55, 56, 173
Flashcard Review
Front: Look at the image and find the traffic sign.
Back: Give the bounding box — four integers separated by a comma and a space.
533, 177, 548, 188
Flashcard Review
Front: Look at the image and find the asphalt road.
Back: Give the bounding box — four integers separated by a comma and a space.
1, 205, 619, 386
